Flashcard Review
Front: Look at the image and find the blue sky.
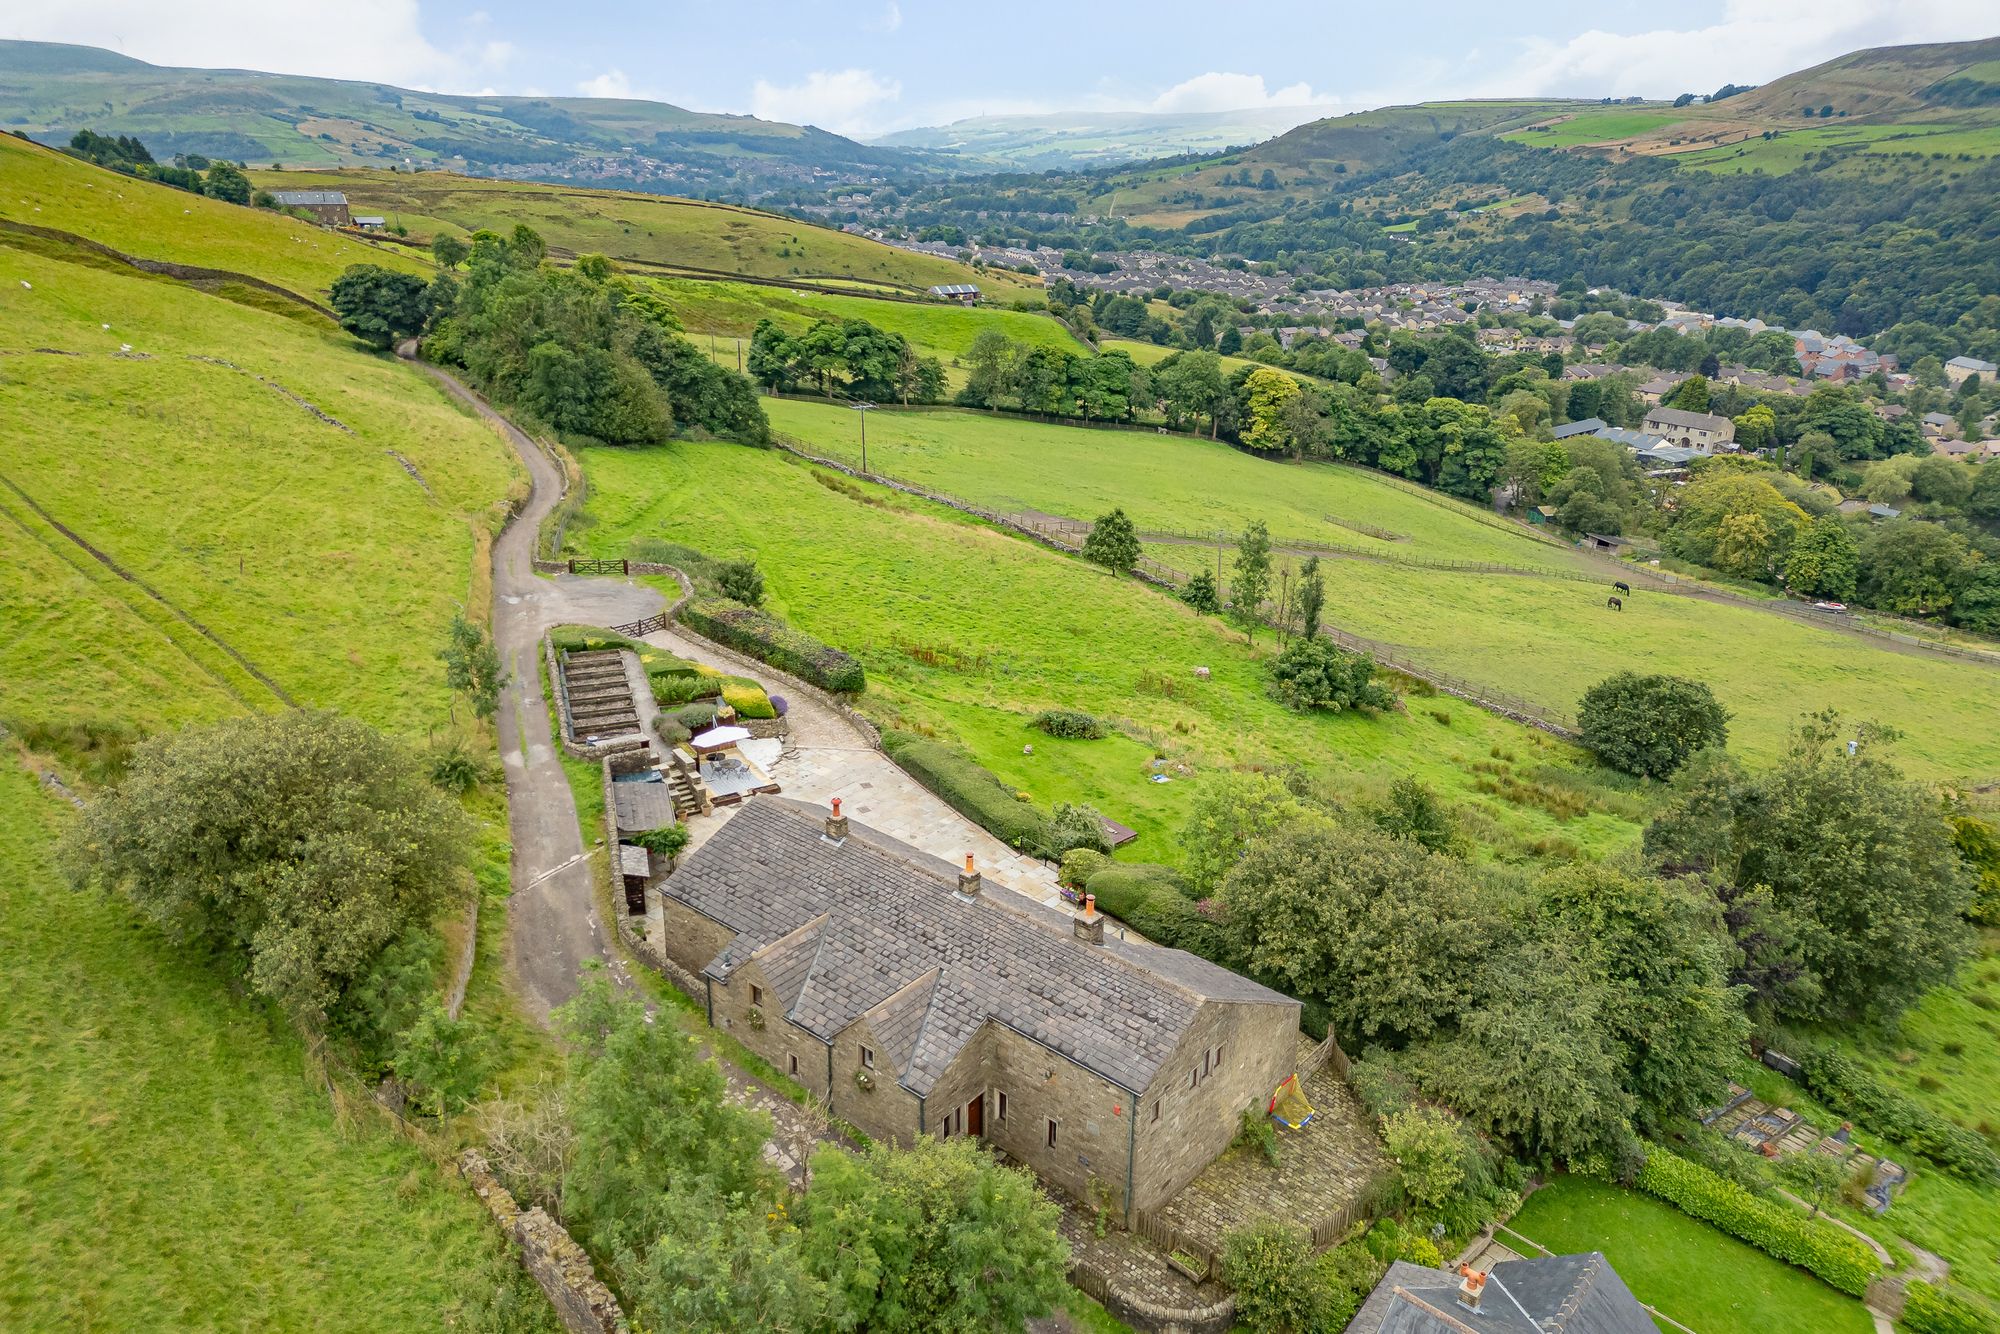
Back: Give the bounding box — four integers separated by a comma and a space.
13, 0, 1996, 137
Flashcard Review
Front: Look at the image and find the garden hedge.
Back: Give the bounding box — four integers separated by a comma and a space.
1785, 1039, 2000, 1183
1903, 1280, 1999, 1334
681, 597, 865, 694
880, 730, 1053, 856
721, 679, 776, 720
1634, 1146, 1880, 1297
1084, 864, 1231, 960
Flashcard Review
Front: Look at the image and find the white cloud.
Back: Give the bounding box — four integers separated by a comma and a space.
7, 0, 514, 92
576, 69, 633, 99
750, 68, 902, 137
1147, 72, 1329, 114
872, 2, 902, 34
1473, 0, 1995, 99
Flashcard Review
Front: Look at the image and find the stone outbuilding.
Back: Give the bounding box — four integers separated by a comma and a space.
654, 796, 1302, 1220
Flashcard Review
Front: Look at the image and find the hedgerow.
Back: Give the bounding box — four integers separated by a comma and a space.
880, 730, 1052, 855
1634, 1146, 1880, 1297
1903, 1279, 2000, 1334
1784, 1040, 2000, 1184
681, 597, 865, 694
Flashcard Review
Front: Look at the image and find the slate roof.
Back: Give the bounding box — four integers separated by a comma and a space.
617, 843, 650, 878
927, 283, 980, 296
662, 798, 1296, 1096
1553, 418, 1606, 439
613, 781, 678, 833
1644, 406, 1732, 433
1347, 1254, 1653, 1334
270, 190, 347, 205
1947, 356, 1996, 372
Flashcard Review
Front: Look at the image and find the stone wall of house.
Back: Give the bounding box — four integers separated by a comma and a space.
655, 898, 735, 1001
980, 1023, 1134, 1212
1130, 999, 1302, 1214
826, 1014, 926, 1145
460, 1151, 629, 1334
711, 957, 834, 1094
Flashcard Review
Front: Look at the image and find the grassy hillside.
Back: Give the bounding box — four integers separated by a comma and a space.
578, 440, 1642, 861
0, 134, 427, 300
756, 398, 2000, 779
243, 167, 1037, 296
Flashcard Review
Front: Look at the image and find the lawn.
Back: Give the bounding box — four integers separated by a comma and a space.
577, 440, 1643, 862
748, 398, 2000, 781
0, 134, 430, 301
0, 763, 542, 1331
1507, 1176, 1874, 1334
246, 167, 1039, 297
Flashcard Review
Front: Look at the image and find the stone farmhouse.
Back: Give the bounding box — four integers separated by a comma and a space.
1348, 1254, 1653, 1333
1643, 405, 1736, 450
268, 190, 350, 226
653, 796, 1302, 1220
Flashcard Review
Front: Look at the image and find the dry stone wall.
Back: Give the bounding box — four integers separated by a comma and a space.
459, 1151, 629, 1334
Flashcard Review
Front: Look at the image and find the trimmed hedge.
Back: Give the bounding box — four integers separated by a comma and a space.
880, 730, 1053, 855
1059, 847, 1109, 889
1085, 864, 1231, 960
681, 597, 865, 694
1903, 1280, 2000, 1334
1634, 1146, 1880, 1297
1785, 1039, 2000, 1184
721, 679, 776, 720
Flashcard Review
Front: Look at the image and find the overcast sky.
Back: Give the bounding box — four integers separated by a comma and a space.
10, 0, 1996, 138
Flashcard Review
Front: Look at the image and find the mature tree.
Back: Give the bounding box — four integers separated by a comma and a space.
1382, 1107, 1466, 1213
59, 711, 470, 1023
201, 160, 251, 204
1372, 777, 1462, 857
1295, 556, 1325, 638
1156, 350, 1229, 436
1221, 820, 1502, 1044
1181, 772, 1306, 895
1783, 515, 1860, 600
747, 318, 803, 390
1909, 455, 1974, 509
1180, 567, 1222, 614
430, 233, 469, 270
1081, 507, 1141, 576
440, 610, 507, 722
1662, 374, 1711, 413
330, 264, 434, 349
1734, 403, 1777, 451
1240, 368, 1302, 453
1232, 521, 1273, 640
1859, 520, 1977, 616
1780, 1150, 1848, 1219
1267, 638, 1393, 714
1665, 470, 1808, 580
1644, 713, 1977, 1021
1578, 672, 1729, 779
799, 1138, 1068, 1333
961, 328, 1022, 410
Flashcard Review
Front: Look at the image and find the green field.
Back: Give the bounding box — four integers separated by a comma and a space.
754, 398, 2000, 778
577, 440, 1642, 860
1503, 108, 1688, 147
1, 135, 428, 300
1674, 121, 2000, 173
1507, 1177, 1874, 1334
1098, 336, 1276, 382
246, 167, 1039, 297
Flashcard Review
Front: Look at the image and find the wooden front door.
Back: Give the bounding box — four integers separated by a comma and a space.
966, 1094, 983, 1138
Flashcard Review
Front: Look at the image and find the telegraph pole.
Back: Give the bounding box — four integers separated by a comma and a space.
848, 400, 875, 474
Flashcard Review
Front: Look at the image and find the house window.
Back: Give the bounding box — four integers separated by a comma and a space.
788, 1053, 798, 1077
750, 985, 764, 1008
1151, 1101, 1161, 1124
1046, 1119, 1058, 1149
861, 1046, 875, 1069
1214, 1044, 1224, 1070
1201, 1049, 1210, 1079
1188, 1067, 1197, 1090
997, 1091, 1007, 1121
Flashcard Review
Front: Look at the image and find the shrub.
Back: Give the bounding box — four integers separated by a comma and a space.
1085, 864, 1231, 960
428, 742, 485, 794
1383, 1107, 1466, 1214
1050, 801, 1111, 855
1267, 638, 1394, 713
653, 714, 690, 747
1634, 1146, 1880, 1296
716, 559, 765, 606
1032, 709, 1109, 739
675, 702, 721, 732
651, 673, 707, 707
720, 679, 776, 720
881, 730, 1053, 855
1904, 1280, 2000, 1334
631, 824, 690, 860
1235, 1106, 1280, 1166
1059, 847, 1109, 889
1787, 1039, 2000, 1182
1577, 672, 1729, 779
681, 597, 865, 694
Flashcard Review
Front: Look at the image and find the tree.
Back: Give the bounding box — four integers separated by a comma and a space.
1295, 556, 1325, 638
1859, 520, 1977, 616
1780, 1150, 1847, 1219
1734, 403, 1777, 451
1578, 672, 1728, 780
1080, 507, 1140, 576
1224, 1222, 1349, 1334
1662, 374, 1711, 413
717, 560, 765, 606
961, 328, 1021, 409
440, 611, 507, 722
1157, 350, 1227, 436
431, 233, 469, 270
1181, 772, 1306, 895
1644, 713, 1977, 1021
201, 160, 251, 204
1221, 820, 1502, 1044
1372, 777, 1462, 857
1267, 638, 1393, 714
392, 1003, 484, 1116
798, 1137, 1068, 1333
1240, 368, 1302, 453
1180, 567, 1222, 614
59, 711, 471, 1024
330, 264, 434, 349
1784, 516, 1859, 600
1217, 325, 1243, 355
1382, 1107, 1465, 1213
1231, 521, 1273, 640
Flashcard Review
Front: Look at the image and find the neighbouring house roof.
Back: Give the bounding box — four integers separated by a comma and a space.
1553, 418, 1606, 439
1947, 355, 1997, 372
1869, 504, 1902, 519
661, 798, 1296, 1097
352, 215, 387, 225
1594, 426, 1666, 450
1636, 373, 1689, 396
613, 780, 678, 834
270, 190, 347, 206
1644, 406, 1732, 433
1347, 1255, 1654, 1334
1637, 444, 1703, 465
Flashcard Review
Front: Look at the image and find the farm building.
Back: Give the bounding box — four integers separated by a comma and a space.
653, 796, 1303, 1221
269, 190, 350, 226
352, 215, 387, 230
926, 283, 980, 305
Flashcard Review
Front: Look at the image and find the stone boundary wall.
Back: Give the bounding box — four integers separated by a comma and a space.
1069, 1263, 1236, 1334
459, 1151, 629, 1334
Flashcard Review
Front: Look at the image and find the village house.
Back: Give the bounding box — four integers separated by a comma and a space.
1635, 372, 1690, 405
268, 190, 350, 226
1643, 405, 1735, 450
653, 797, 1303, 1220
1946, 355, 1997, 388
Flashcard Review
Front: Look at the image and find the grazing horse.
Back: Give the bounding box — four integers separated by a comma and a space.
1606, 596, 1623, 611
1613, 580, 1631, 596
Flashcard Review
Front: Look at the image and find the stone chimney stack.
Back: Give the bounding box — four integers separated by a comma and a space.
1073, 893, 1104, 946
823, 797, 849, 844
957, 853, 981, 897
1455, 1266, 1486, 1313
